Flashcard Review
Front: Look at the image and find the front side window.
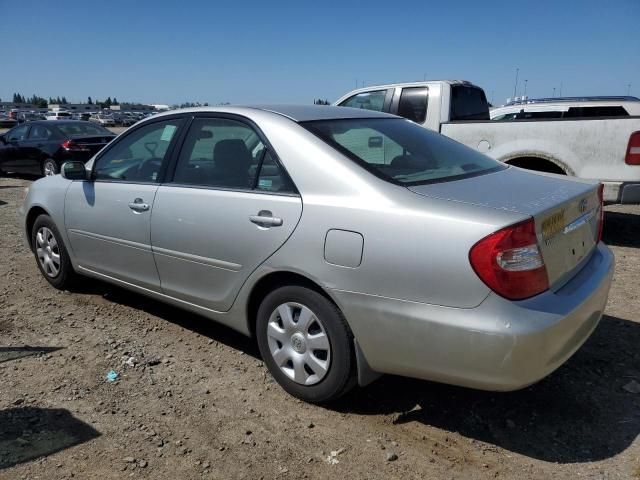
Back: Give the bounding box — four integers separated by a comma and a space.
7, 125, 29, 141
172, 118, 294, 193
303, 118, 503, 185
93, 119, 182, 182
339, 90, 387, 112
397, 87, 428, 123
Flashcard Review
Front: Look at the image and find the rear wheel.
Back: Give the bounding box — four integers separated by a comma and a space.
31, 214, 77, 289
256, 285, 356, 403
42, 158, 58, 177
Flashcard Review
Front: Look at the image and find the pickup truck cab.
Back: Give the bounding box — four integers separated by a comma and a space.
334, 81, 640, 203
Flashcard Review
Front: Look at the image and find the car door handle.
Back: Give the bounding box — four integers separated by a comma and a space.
128, 199, 150, 212
249, 211, 283, 227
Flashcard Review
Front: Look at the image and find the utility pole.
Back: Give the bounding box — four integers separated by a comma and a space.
524, 80, 528, 97
628, 84, 632, 96
513, 68, 519, 99
559, 81, 563, 97
552, 87, 556, 98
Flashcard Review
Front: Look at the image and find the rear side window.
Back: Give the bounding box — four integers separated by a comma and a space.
28, 125, 54, 140
339, 90, 386, 112
564, 106, 629, 118
172, 118, 294, 193
450, 85, 490, 121
397, 87, 428, 123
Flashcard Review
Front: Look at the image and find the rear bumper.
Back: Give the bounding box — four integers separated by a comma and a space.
332, 243, 614, 391
603, 181, 640, 204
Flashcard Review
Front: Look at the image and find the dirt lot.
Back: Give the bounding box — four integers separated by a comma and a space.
0, 175, 638, 480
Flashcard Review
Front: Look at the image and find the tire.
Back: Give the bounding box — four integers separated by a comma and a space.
31, 214, 77, 289
42, 158, 58, 177
256, 285, 356, 403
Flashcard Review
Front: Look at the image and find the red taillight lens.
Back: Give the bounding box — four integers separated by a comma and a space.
469, 218, 549, 300
61, 140, 75, 150
597, 183, 604, 242
625, 131, 640, 165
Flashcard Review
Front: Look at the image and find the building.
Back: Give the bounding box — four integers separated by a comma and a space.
110, 103, 155, 113
49, 103, 96, 112
0, 102, 48, 113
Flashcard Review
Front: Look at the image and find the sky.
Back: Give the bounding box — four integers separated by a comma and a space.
1, 0, 639, 107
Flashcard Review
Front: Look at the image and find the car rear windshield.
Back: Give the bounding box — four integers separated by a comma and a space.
450, 85, 490, 121
56, 122, 112, 136
302, 118, 504, 185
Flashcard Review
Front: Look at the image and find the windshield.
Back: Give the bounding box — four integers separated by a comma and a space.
57, 122, 113, 136
302, 118, 503, 185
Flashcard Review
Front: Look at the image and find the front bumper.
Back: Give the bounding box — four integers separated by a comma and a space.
332, 243, 614, 391
603, 181, 640, 204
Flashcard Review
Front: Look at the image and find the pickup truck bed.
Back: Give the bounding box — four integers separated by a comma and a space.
441, 116, 640, 203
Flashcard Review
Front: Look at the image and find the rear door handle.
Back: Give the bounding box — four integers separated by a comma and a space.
249, 210, 283, 227
128, 198, 150, 212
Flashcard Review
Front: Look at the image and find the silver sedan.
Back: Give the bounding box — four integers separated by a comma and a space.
20, 106, 614, 403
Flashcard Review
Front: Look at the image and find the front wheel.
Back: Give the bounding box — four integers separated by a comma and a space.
42, 158, 58, 177
256, 285, 356, 403
31, 214, 77, 289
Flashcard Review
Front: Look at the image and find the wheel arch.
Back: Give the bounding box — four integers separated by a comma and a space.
501, 154, 573, 176
25, 205, 51, 250
245, 270, 341, 338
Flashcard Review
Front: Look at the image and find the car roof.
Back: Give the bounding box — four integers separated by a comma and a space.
151, 105, 397, 122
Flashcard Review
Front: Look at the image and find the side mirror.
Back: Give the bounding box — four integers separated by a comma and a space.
61, 161, 89, 181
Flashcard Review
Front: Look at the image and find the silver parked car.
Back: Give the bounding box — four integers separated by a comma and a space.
20, 106, 614, 403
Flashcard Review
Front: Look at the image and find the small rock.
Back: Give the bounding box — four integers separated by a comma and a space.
123, 457, 135, 463
386, 452, 398, 462
307, 422, 315, 429
138, 460, 148, 468
13, 398, 24, 405
622, 380, 640, 394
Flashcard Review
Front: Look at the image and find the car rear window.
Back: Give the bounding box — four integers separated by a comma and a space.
450, 85, 490, 121
302, 118, 503, 185
57, 122, 112, 136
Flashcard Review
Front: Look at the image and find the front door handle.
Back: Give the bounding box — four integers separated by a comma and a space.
249, 210, 283, 228
128, 198, 150, 212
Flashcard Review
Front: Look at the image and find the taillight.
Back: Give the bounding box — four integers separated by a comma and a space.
469, 218, 549, 300
61, 140, 89, 152
597, 183, 604, 242
626, 131, 640, 165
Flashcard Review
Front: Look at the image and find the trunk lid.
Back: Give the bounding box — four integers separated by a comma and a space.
68, 135, 115, 157
407, 166, 601, 289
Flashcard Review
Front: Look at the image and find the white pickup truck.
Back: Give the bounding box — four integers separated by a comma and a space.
334, 81, 640, 203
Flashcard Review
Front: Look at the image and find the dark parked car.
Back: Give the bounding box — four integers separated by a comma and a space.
0, 120, 116, 176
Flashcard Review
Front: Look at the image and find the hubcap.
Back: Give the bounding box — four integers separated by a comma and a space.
43, 161, 56, 176
266, 302, 331, 386
36, 227, 61, 277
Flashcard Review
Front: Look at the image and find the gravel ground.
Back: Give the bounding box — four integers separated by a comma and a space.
0, 175, 638, 480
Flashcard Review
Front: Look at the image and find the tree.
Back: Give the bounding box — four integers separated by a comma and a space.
112, 97, 118, 105
87, 96, 93, 105
60, 96, 68, 104
314, 98, 330, 105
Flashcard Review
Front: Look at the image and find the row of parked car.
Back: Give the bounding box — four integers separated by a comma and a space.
0, 110, 155, 128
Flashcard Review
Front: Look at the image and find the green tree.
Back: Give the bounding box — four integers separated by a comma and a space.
87, 96, 93, 105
